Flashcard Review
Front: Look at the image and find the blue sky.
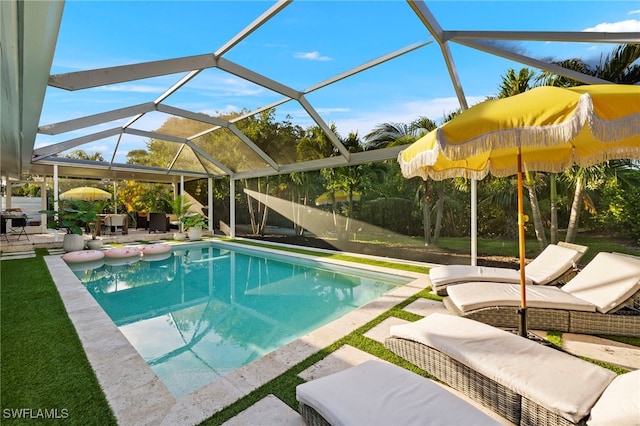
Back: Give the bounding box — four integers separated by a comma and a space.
38, 1, 640, 162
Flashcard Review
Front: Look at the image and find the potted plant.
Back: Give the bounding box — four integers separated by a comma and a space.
40, 200, 100, 252
170, 195, 192, 241
182, 214, 207, 241
84, 200, 109, 249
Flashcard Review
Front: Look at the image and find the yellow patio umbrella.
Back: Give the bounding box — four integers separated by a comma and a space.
60, 186, 112, 201
398, 84, 640, 336
315, 190, 362, 206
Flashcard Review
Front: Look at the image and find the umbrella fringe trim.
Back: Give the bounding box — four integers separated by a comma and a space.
574, 147, 640, 168
590, 112, 640, 142
400, 145, 640, 181
437, 94, 592, 160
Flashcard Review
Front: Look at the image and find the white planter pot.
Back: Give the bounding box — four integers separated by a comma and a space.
187, 227, 203, 241
86, 239, 103, 250
63, 234, 85, 252
173, 232, 186, 241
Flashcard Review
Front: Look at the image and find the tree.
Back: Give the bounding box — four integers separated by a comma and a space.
498, 68, 537, 98
65, 149, 104, 162
497, 68, 547, 249
364, 117, 445, 246
537, 43, 640, 241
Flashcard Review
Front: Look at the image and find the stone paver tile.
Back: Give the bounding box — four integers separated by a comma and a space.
562, 333, 640, 370
403, 298, 450, 317
298, 345, 385, 381
363, 316, 410, 344
221, 395, 305, 426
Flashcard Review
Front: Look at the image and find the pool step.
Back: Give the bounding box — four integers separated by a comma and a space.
0, 249, 36, 260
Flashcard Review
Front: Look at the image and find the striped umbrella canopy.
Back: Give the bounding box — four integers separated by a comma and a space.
398, 84, 640, 336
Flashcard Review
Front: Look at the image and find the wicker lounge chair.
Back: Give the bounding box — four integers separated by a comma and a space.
296, 359, 504, 426
430, 242, 588, 296
442, 251, 640, 337
385, 313, 638, 426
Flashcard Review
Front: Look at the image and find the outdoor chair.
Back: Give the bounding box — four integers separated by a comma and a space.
1, 208, 30, 242
385, 313, 639, 426
442, 251, 640, 337
296, 359, 503, 426
429, 242, 588, 296
135, 211, 148, 230
103, 214, 126, 235
148, 212, 169, 233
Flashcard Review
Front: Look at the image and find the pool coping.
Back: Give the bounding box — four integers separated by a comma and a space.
45, 240, 431, 425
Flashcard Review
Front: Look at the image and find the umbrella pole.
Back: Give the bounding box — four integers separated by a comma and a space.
517, 151, 528, 337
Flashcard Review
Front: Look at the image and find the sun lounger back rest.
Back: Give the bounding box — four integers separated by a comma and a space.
561, 252, 640, 313
429, 243, 586, 295
524, 242, 586, 285
430, 264, 529, 290
388, 313, 616, 424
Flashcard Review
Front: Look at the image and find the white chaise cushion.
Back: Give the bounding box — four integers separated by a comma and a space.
296, 359, 501, 426
446, 282, 597, 313
587, 369, 640, 426
389, 314, 616, 424
429, 243, 584, 292
430, 265, 529, 290
562, 252, 640, 313
524, 243, 583, 285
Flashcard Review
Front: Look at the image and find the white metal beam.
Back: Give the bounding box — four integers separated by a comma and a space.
32, 127, 123, 159
216, 0, 292, 57
186, 142, 235, 177
157, 104, 230, 128
48, 54, 217, 90
444, 30, 640, 43
457, 38, 613, 85
298, 95, 351, 159
227, 124, 281, 171
217, 57, 302, 100
408, 1, 469, 110
304, 41, 432, 93
38, 102, 156, 135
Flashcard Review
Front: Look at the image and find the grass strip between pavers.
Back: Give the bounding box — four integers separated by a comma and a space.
2, 245, 636, 425
1, 249, 117, 425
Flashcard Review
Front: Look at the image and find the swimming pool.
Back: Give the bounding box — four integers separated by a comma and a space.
74, 242, 413, 397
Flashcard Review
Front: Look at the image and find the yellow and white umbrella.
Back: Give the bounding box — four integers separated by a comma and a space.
315, 190, 361, 206
60, 186, 112, 201
398, 84, 640, 335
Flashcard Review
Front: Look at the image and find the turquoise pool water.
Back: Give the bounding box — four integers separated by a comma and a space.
74, 242, 412, 397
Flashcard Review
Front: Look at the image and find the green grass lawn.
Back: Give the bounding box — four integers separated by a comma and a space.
1, 249, 117, 425
349, 232, 640, 264
1, 241, 637, 425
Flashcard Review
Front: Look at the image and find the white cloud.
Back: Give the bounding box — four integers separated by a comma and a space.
583, 19, 640, 32
629, 10, 640, 15
294, 51, 333, 61
331, 96, 488, 137
314, 107, 351, 114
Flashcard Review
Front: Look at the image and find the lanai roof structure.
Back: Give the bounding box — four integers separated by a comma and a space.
1, 0, 639, 185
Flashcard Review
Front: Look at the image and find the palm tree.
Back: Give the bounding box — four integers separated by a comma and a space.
497, 68, 548, 249
537, 43, 640, 241
498, 68, 537, 98
363, 117, 441, 245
